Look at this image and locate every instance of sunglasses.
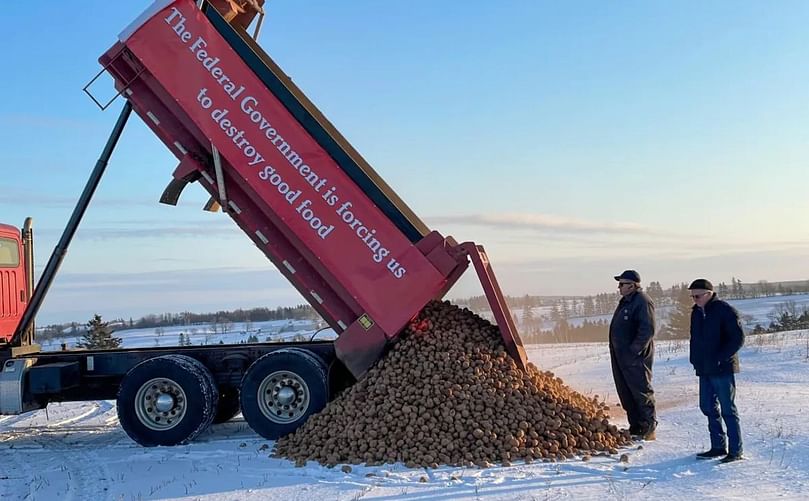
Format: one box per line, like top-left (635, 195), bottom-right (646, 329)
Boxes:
top-left (618, 282), bottom-right (634, 287)
top-left (690, 292), bottom-right (710, 299)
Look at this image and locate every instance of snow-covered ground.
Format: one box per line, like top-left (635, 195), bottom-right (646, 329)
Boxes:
top-left (3, 330), bottom-right (809, 500)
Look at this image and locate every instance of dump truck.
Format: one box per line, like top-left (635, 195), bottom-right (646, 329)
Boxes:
top-left (0, 0), bottom-right (526, 447)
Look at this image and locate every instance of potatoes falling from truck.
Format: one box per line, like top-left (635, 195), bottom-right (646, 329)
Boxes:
top-left (274, 301), bottom-right (631, 468)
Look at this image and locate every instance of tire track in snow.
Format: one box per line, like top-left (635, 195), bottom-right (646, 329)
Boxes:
top-left (45, 400), bottom-right (115, 428)
top-left (0, 412), bottom-right (39, 428)
top-left (0, 401), bottom-right (128, 450)
top-left (0, 426), bottom-right (130, 450)
top-left (1, 400), bottom-right (115, 433)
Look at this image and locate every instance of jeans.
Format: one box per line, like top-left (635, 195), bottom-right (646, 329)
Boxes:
top-left (699, 374), bottom-right (742, 455)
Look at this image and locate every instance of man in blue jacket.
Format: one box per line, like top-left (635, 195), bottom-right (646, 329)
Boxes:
top-left (609, 270), bottom-right (657, 440)
top-left (688, 278), bottom-right (745, 463)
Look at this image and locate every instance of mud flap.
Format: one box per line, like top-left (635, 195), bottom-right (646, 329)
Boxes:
top-left (333, 319), bottom-right (388, 379)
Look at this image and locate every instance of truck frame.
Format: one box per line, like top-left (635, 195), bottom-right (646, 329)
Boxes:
top-left (0, 0), bottom-right (526, 447)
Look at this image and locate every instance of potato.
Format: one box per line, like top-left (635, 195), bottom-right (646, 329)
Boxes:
top-left (273, 301), bottom-right (630, 468)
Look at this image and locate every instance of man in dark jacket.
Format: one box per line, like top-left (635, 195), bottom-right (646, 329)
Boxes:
top-left (609, 270), bottom-right (657, 440)
top-left (688, 278), bottom-right (745, 463)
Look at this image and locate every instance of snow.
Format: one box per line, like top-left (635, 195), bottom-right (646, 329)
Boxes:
top-left (4, 327), bottom-right (809, 499)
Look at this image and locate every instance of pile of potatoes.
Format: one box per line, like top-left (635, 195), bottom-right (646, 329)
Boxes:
top-left (274, 300), bottom-right (631, 468)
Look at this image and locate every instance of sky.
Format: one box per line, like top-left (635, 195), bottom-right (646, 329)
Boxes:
top-left (1, 0), bottom-right (808, 324)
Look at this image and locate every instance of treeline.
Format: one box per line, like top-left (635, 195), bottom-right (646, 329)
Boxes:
top-left (706, 278), bottom-right (809, 300)
top-left (751, 302), bottom-right (809, 334)
top-left (522, 319), bottom-right (611, 344)
top-left (456, 278), bottom-right (809, 345)
top-left (456, 279), bottom-right (809, 321)
top-left (39, 304), bottom-right (319, 339)
top-left (37, 278), bottom-right (809, 344)
top-left (455, 293), bottom-right (622, 318)
top-left (523, 298), bottom-right (809, 345)
top-left (128, 305), bottom-right (318, 329)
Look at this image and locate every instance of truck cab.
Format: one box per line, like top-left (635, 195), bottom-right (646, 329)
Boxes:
top-left (0, 223), bottom-right (27, 344)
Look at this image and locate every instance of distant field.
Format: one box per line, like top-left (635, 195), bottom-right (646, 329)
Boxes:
top-left (39, 318), bottom-right (333, 352)
top-left (37, 293), bottom-right (809, 351)
top-left (477, 293), bottom-right (809, 333)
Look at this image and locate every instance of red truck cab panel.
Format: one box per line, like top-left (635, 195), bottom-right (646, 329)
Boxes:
top-left (0, 224), bottom-right (25, 343)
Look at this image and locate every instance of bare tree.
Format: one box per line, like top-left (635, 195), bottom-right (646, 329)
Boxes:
top-left (217, 317), bottom-right (233, 336)
top-left (154, 326), bottom-right (165, 346)
top-left (205, 321), bottom-right (216, 345)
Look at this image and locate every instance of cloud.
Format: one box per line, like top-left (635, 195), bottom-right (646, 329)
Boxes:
top-left (68, 223), bottom-right (241, 240)
top-left (39, 266), bottom-right (300, 324)
top-left (21, 217), bottom-right (240, 240)
top-left (0, 113), bottom-right (100, 131)
top-left (446, 244), bottom-right (809, 297)
top-left (427, 213), bottom-right (662, 236)
top-left (0, 193), bottom-right (80, 209)
top-left (426, 212), bottom-right (809, 258)
top-left (52, 266), bottom-right (279, 290)
top-left (0, 193), bottom-right (159, 210)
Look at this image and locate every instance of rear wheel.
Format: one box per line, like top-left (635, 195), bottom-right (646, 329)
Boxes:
top-left (240, 348), bottom-right (328, 439)
top-left (117, 355), bottom-right (218, 446)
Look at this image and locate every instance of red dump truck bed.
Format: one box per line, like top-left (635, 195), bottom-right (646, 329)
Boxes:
top-left (99, 0), bottom-right (525, 376)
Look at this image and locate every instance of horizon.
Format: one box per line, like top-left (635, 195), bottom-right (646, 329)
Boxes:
top-left (2, 1), bottom-right (808, 325)
top-left (37, 275), bottom-right (808, 327)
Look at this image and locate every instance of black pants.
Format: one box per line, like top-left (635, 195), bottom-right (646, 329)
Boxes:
top-left (609, 345), bottom-right (656, 433)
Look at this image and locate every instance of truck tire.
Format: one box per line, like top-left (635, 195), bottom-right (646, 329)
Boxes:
top-left (239, 348), bottom-right (328, 440)
top-left (212, 388), bottom-right (241, 424)
top-left (117, 355), bottom-right (218, 446)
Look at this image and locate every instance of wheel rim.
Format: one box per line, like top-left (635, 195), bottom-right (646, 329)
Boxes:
top-left (256, 370), bottom-right (310, 424)
top-left (134, 377), bottom-right (188, 431)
